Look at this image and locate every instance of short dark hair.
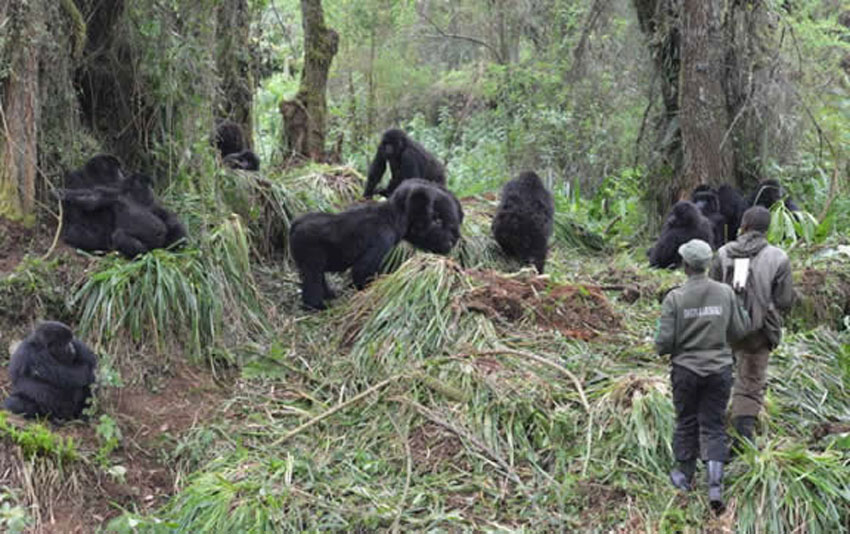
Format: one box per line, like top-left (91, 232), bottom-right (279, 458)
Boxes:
top-left (741, 206), bottom-right (771, 233)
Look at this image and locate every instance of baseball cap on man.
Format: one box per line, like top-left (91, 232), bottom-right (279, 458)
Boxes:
top-left (677, 239), bottom-right (713, 269)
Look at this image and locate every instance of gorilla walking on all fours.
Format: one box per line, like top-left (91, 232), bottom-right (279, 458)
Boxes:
top-left (363, 129), bottom-right (447, 198)
top-left (214, 119), bottom-right (261, 171)
top-left (648, 201), bottom-right (715, 269)
top-left (4, 321), bottom-right (97, 422)
top-left (290, 180), bottom-right (463, 310)
top-left (491, 171), bottom-right (555, 273)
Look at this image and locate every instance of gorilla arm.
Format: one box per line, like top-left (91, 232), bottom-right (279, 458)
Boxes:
top-left (364, 146), bottom-right (388, 198)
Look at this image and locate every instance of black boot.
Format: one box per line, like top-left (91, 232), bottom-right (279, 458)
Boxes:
top-left (731, 415), bottom-right (756, 456)
top-left (669, 459), bottom-right (696, 491)
top-left (707, 460), bottom-right (725, 513)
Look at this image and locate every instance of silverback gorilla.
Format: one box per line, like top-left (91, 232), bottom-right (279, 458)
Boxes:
top-left (648, 201), bottom-right (715, 269)
top-left (291, 180), bottom-right (462, 310)
top-left (363, 129), bottom-right (446, 198)
top-left (4, 322), bottom-right (97, 422)
top-left (60, 173), bottom-right (187, 258)
top-left (491, 171), bottom-right (555, 273)
top-left (214, 120), bottom-right (260, 171)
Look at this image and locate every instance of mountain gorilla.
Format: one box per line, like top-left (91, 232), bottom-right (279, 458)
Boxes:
top-left (390, 179), bottom-right (463, 254)
top-left (491, 171), bottom-right (555, 273)
top-left (214, 120), bottom-right (260, 171)
top-left (4, 321), bottom-right (97, 422)
top-left (748, 179), bottom-right (798, 211)
top-left (363, 129), bottom-right (446, 198)
top-left (648, 201), bottom-right (715, 269)
top-left (60, 173), bottom-right (187, 258)
top-left (61, 154), bottom-right (126, 251)
top-left (290, 201), bottom-right (408, 310)
top-left (690, 185), bottom-right (726, 247)
top-left (717, 185), bottom-right (748, 241)
top-left (290, 180), bottom-right (463, 310)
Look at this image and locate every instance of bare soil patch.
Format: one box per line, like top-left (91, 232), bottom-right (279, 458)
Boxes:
top-left (462, 270), bottom-right (621, 340)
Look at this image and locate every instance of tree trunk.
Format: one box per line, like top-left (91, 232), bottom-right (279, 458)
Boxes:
top-left (0, 0), bottom-right (41, 222)
top-left (216, 0), bottom-right (254, 147)
top-left (280, 0), bottom-right (339, 162)
top-left (679, 0), bottom-right (733, 190)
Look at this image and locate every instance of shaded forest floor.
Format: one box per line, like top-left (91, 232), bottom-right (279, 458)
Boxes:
top-left (0, 167), bottom-right (848, 533)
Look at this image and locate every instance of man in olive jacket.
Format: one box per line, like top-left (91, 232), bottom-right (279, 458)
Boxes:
top-left (656, 239), bottom-right (750, 512)
top-left (709, 206), bottom-right (794, 445)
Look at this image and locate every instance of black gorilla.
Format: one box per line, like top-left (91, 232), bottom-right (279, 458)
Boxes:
top-left (648, 201), bottom-right (715, 269)
top-left (4, 321), bottom-right (97, 422)
top-left (223, 150), bottom-right (261, 171)
top-left (716, 185), bottom-right (748, 242)
top-left (289, 201), bottom-right (408, 310)
top-left (61, 155), bottom-right (126, 251)
top-left (747, 179), bottom-right (799, 211)
top-left (61, 173), bottom-right (187, 258)
top-left (690, 185), bottom-right (726, 247)
top-left (491, 171), bottom-right (555, 273)
top-left (390, 179), bottom-right (463, 254)
top-left (364, 129), bottom-right (446, 198)
top-left (214, 120), bottom-right (260, 171)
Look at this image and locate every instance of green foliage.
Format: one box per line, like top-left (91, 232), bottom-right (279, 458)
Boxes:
top-left (0, 412), bottom-right (78, 463)
top-left (767, 203), bottom-right (823, 246)
top-left (0, 490), bottom-right (31, 534)
top-left (95, 414), bottom-right (123, 467)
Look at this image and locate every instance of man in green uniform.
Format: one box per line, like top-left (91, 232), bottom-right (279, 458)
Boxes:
top-left (710, 206), bottom-right (794, 446)
top-left (656, 239), bottom-right (751, 512)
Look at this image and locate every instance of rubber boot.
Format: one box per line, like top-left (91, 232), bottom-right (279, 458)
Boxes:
top-left (730, 415), bottom-right (756, 456)
top-left (707, 460), bottom-right (725, 513)
top-left (669, 459), bottom-right (696, 491)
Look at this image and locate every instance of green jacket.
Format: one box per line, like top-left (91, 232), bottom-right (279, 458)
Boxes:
top-left (655, 273), bottom-right (751, 376)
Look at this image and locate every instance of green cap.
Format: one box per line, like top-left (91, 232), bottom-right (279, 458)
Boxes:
top-left (678, 239), bottom-right (713, 269)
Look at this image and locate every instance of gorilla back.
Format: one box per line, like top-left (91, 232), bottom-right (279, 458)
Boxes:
top-left (364, 129), bottom-right (446, 198)
top-left (492, 171), bottom-right (555, 273)
top-left (648, 201), bottom-right (714, 269)
top-left (4, 321), bottom-right (97, 422)
top-left (290, 201), bottom-right (408, 310)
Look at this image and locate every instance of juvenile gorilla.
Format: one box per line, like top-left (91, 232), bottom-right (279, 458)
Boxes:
top-left (61, 154), bottom-right (126, 251)
top-left (4, 322), bottom-right (97, 422)
top-left (391, 179), bottom-right (463, 254)
top-left (648, 201), bottom-right (715, 269)
top-left (363, 129), bottom-right (446, 198)
top-left (491, 171), bottom-right (555, 273)
top-left (747, 179), bottom-right (799, 211)
top-left (690, 185), bottom-right (726, 247)
top-left (61, 173), bottom-right (187, 258)
top-left (289, 201), bottom-right (408, 310)
top-left (214, 120), bottom-right (260, 171)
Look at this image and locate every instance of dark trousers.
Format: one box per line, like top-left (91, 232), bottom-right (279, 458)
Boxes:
top-left (671, 364), bottom-right (733, 463)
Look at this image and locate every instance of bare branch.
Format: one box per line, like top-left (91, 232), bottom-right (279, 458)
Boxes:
top-left (417, 6), bottom-right (503, 63)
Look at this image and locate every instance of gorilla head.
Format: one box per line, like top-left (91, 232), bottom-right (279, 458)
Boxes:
top-left (691, 185), bottom-right (719, 214)
top-left (379, 128), bottom-right (407, 157)
top-left (391, 179), bottom-right (463, 254)
top-left (215, 120), bottom-right (247, 158)
top-left (648, 201), bottom-right (715, 269)
top-left (34, 321), bottom-right (75, 362)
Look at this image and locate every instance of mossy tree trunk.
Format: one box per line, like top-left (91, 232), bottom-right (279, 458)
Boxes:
top-left (280, 0), bottom-right (339, 162)
top-left (0, 0), bottom-right (42, 223)
top-left (216, 0), bottom-right (255, 148)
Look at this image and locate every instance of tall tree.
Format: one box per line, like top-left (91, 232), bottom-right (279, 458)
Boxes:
top-left (216, 0), bottom-right (255, 147)
top-left (280, 0), bottom-right (339, 162)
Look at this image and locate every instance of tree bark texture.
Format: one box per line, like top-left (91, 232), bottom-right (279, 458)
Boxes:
top-left (280, 0), bottom-right (339, 162)
top-left (216, 0), bottom-right (255, 147)
top-left (0, 0), bottom-right (41, 222)
top-left (679, 0), bottom-right (733, 188)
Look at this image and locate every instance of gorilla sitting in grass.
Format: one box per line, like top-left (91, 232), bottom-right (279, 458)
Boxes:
top-left (4, 321), bottom-right (97, 422)
top-left (61, 154), bottom-right (126, 252)
top-left (491, 171), bottom-right (555, 273)
top-left (648, 201), bottom-right (715, 269)
top-left (290, 180), bottom-right (463, 310)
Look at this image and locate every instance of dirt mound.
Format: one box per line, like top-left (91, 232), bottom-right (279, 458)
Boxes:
top-left (791, 267), bottom-right (850, 330)
top-left (462, 270), bottom-right (621, 340)
top-left (0, 217), bottom-right (43, 273)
